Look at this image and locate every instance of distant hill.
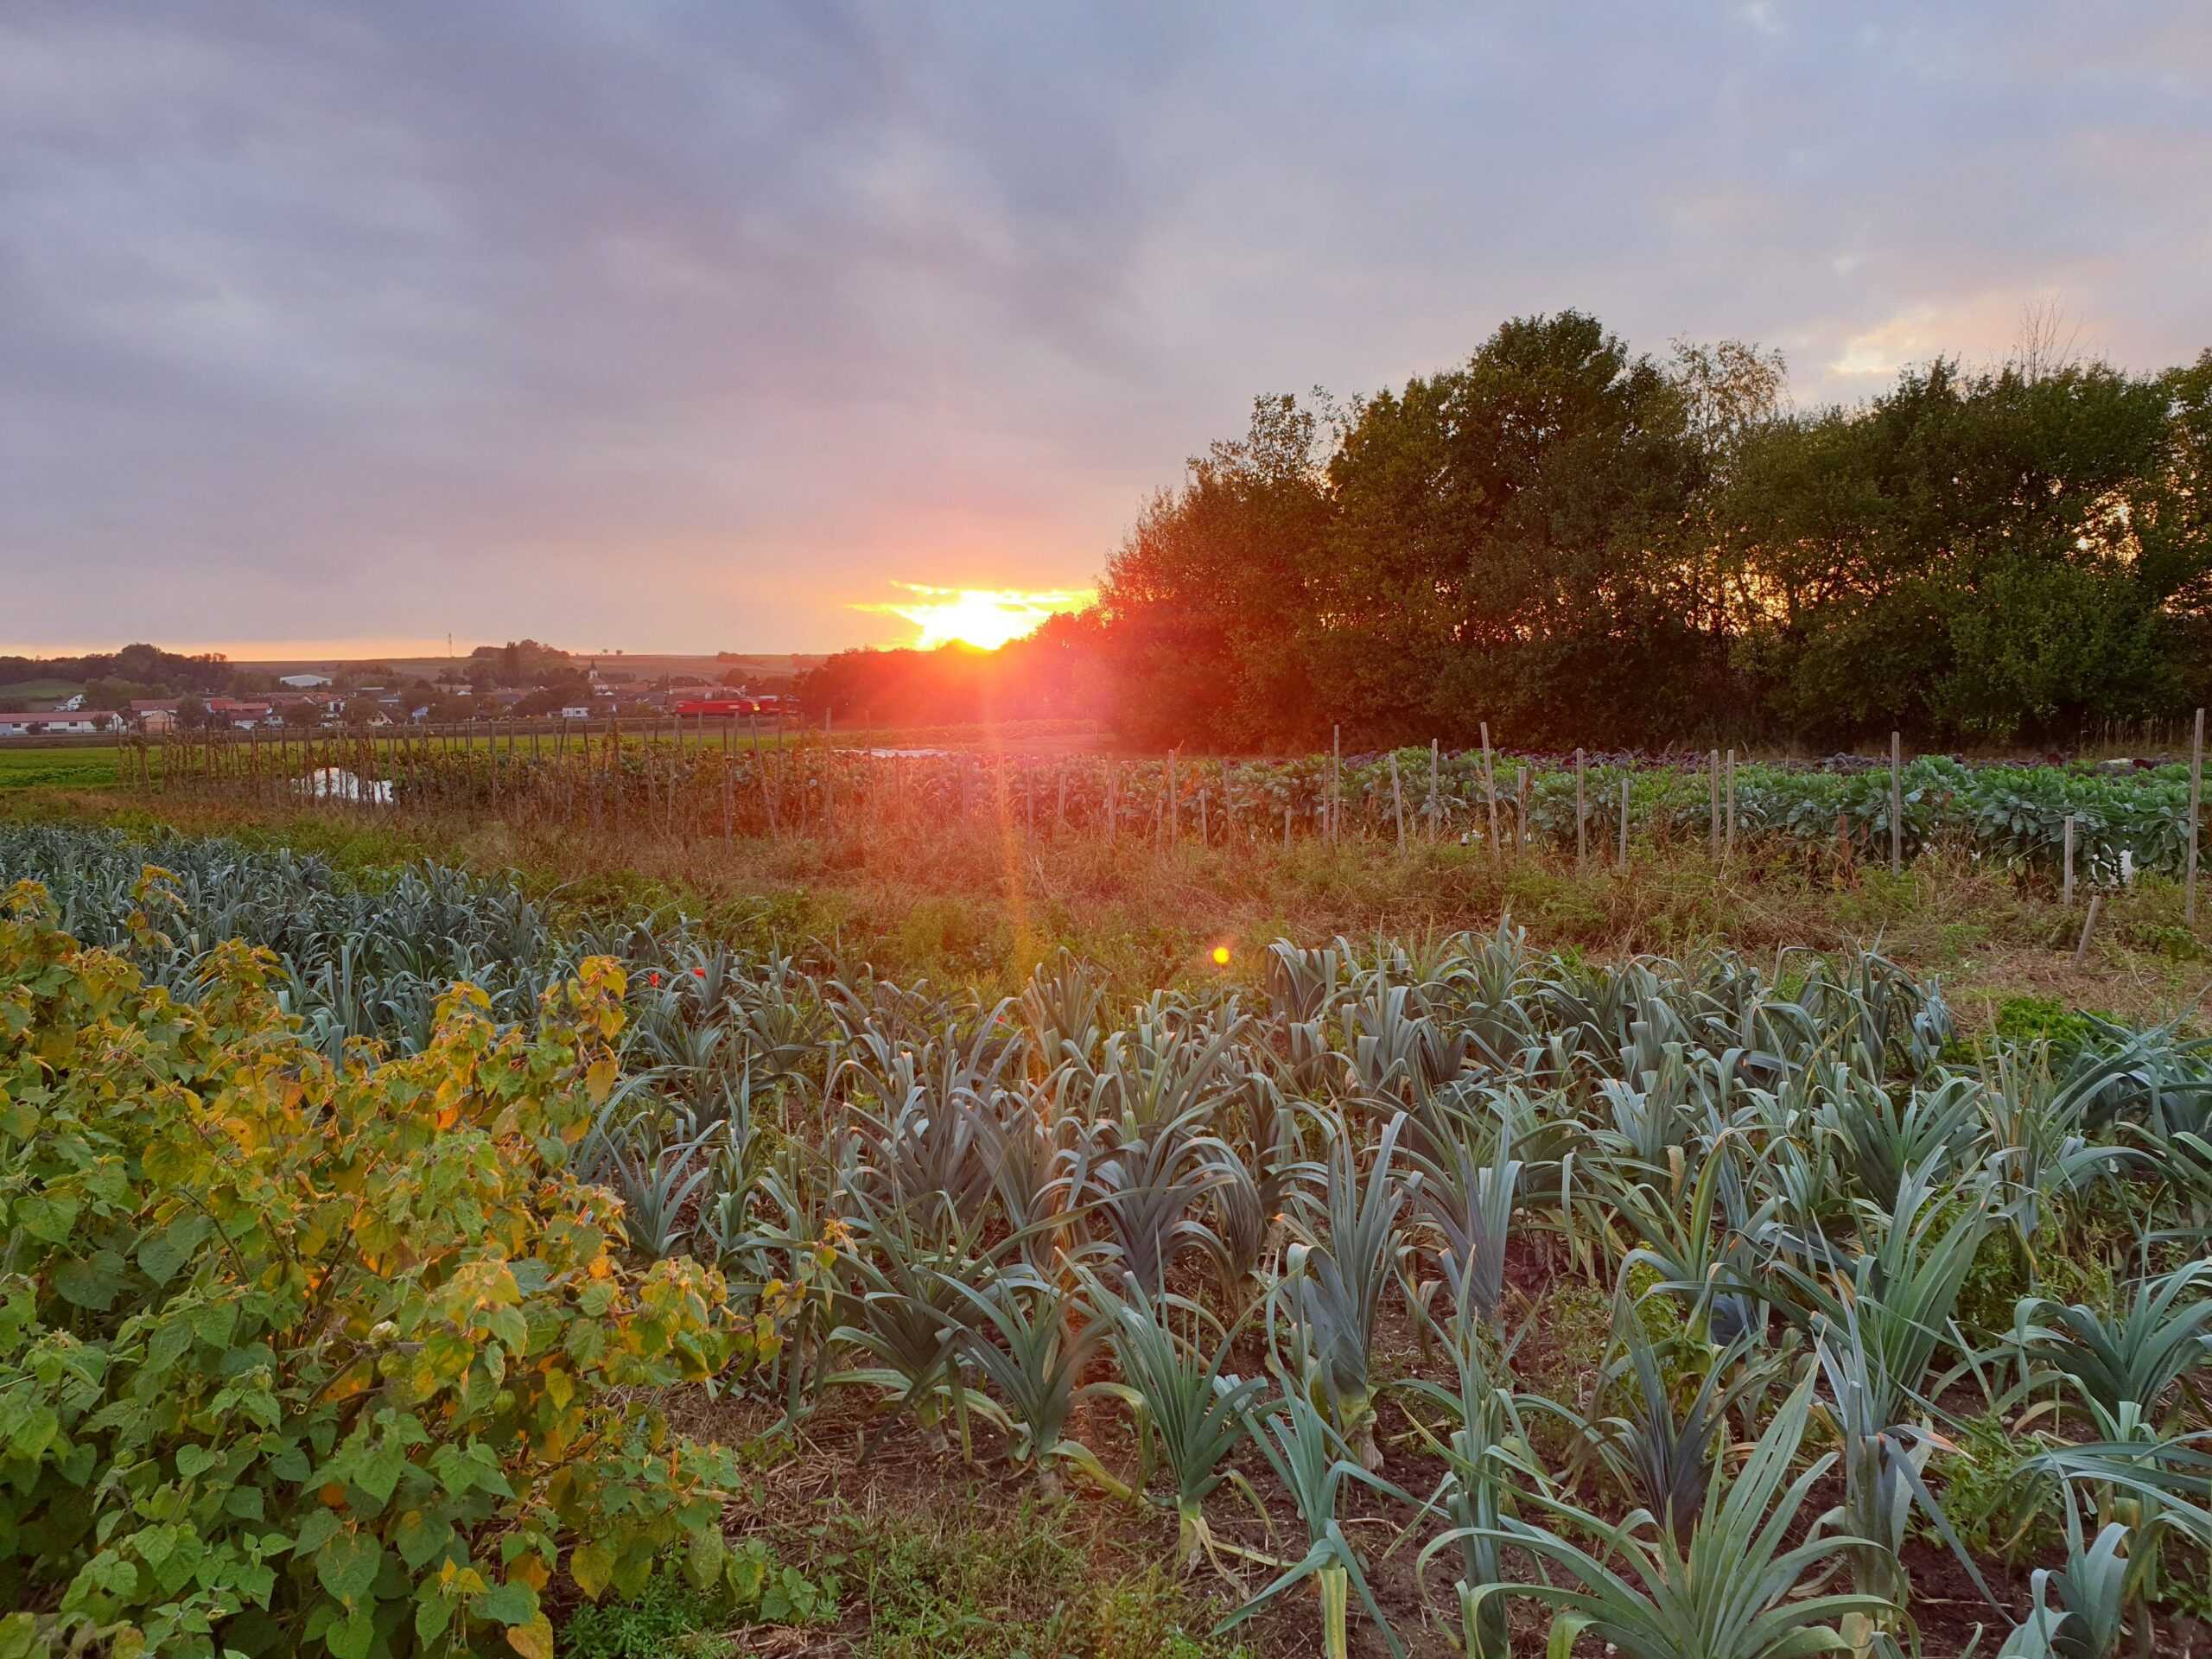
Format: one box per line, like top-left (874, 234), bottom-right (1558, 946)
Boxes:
top-left (0, 678), bottom-right (86, 703)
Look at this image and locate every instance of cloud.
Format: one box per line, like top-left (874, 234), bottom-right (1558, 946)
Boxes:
top-left (2, 1), bottom-right (2209, 652)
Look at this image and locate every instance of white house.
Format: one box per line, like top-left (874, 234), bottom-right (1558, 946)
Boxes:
top-left (279, 673), bottom-right (334, 690)
top-left (0, 712), bottom-right (111, 735)
top-left (560, 705), bottom-right (594, 720)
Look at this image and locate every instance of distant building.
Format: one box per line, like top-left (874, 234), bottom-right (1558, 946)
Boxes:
top-left (0, 711), bottom-right (112, 735)
top-left (139, 709), bottom-right (178, 734)
top-left (559, 705), bottom-right (594, 720)
top-left (279, 673), bottom-right (334, 689)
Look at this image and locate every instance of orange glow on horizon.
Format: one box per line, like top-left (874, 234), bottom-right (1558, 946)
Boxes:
top-left (860, 583), bottom-right (1092, 652)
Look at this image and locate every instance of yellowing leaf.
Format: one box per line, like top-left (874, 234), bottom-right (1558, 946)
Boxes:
top-left (505, 1614), bottom-right (554, 1659)
top-left (569, 1541), bottom-right (613, 1599)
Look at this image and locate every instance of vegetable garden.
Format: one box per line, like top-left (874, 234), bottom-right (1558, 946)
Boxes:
top-left (3, 823), bottom-right (2210, 1657)
top-left (128, 725), bottom-right (2211, 892)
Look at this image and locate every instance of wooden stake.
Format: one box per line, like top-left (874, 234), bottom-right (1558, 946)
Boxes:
top-left (1331, 725), bottom-right (1341, 843)
top-left (1618, 773), bottom-right (1630, 870)
top-left (1709, 748), bottom-right (1721, 860)
top-left (1168, 750), bottom-right (1179, 846)
top-left (1428, 738), bottom-right (1440, 842)
top-left (2190, 708), bottom-right (2204, 926)
top-left (1574, 748), bottom-right (1587, 866)
top-left (1389, 752), bottom-right (1406, 851)
top-left (1725, 747), bottom-right (1737, 855)
top-left (1480, 722), bottom-right (1500, 860)
top-left (2074, 893), bottom-right (2102, 968)
top-left (1890, 732), bottom-right (1903, 876)
top-left (2063, 813), bottom-right (2075, 909)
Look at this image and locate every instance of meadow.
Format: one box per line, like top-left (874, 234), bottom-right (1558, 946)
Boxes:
top-left (3, 808), bottom-right (2211, 1658)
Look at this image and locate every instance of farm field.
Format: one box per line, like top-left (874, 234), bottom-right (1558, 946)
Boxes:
top-left (0, 746), bottom-right (123, 790)
top-left (3, 813), bottom-right (2212, 1657)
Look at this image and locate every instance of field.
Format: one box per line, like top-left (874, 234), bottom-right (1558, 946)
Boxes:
top-left (0, 746), bottom-right (123, 789)
top-left (4, 774), bottom-right (2212, 1657)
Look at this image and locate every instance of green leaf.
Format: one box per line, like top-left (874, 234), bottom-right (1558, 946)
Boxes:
top-left (291, 1510), bottom-right (341, 1558)
top-left (16, 1194), bottom-right (79, 1245)
top-left (0, 1613), bottom-right (40, 1659)
top-left (137, 1213), bottom-right (212, 1285)
top-left (325, 1605), bottom-right (374, 1659)
top-left (414, 1590), bottom-right (453, 1646)
top-left (54, 1256), bottom-right (123, 1311)
top-left (396, 1510), bottom-right (454, 1572)
top-left (471, 1579), bottom-right (538, 1628)
top-left (175, 1443), bottom-right (219, 1480)
top-left (315, 1531), bottom-right (382, 1604)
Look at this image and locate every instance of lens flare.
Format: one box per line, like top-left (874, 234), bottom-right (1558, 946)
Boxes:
top-left (856, 583), bottom-right (1094, 651)
top-left (1211, 944), bottom-right (1231, 966)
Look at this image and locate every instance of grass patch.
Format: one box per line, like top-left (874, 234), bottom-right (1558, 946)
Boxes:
top-left (809, 1507), bottom-right (1248, 1659)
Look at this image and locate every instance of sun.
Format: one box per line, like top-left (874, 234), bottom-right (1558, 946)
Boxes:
top-left (861, 583), bottom-right (1093, 651)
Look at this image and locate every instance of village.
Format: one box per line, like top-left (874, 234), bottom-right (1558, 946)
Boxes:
top-left (0, 657), bottom-right (797, 738)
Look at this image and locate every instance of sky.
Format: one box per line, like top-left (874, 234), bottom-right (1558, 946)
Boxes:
top-left (3, 2), bottom-right (2209, 658)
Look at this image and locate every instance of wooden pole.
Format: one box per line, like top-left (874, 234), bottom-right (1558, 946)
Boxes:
top-left (1389, 752), bottom-right (1405, 852)
top-left (1709, 748), bottom-right (1721, 860)
top-left (1890, 732), bottom-right (1903, 876)
top-left (2190, 708), bottom-right (2204, 926)
top-left (1480, 722), bottom-right (1499, 860)
top-left (1725, 747), bottom-right (1737, 855)
top-left (1515, 766), bottom-right (1529, 857)
top-left (1618, 773), bottom-right (1630, 870)
top-left (2074, 893), bottom-right (2102, 968)
top-left (2063, 813), bottom-right (2076, 909)
top-left (1574, 747), bottom-right (1587, 867)
top-left (1428, 738), bottom-right (1440, 842)
top-left (1331, 725), bottom-right (1341, 843)
top-left (1168, 750), bottom-right (1179, 846)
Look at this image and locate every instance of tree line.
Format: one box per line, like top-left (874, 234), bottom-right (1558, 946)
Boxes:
top-left (804, 312), bottom-right (2212, 750)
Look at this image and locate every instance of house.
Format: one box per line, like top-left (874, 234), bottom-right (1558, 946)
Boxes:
top-left (279, 673), bottom-right (334, 689)
top-left (0, 712), bottom-right (112, 735)
top-left (139, 709), bottom-right (178, 734)
top-left (560, 705), bottom-right (594, 721)
top-left (207, 698), bottom-right (276, 730)
top-left (58, 693), bottom-right (86, 711)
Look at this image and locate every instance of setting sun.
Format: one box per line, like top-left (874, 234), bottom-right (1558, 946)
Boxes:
top-left (862, 583), bottom-right (1093, 651)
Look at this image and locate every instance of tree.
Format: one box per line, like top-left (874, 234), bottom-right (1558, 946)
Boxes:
top-left (1728, 354), bottom-right (2184, 739)
top-left (1315, 311), bottom-right (1712, 745)
top-left (1097, 392), bottom-right (1334, 748)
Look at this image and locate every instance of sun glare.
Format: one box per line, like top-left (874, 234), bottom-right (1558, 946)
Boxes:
top-left (862, 583), bottom-right (1093, 651)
